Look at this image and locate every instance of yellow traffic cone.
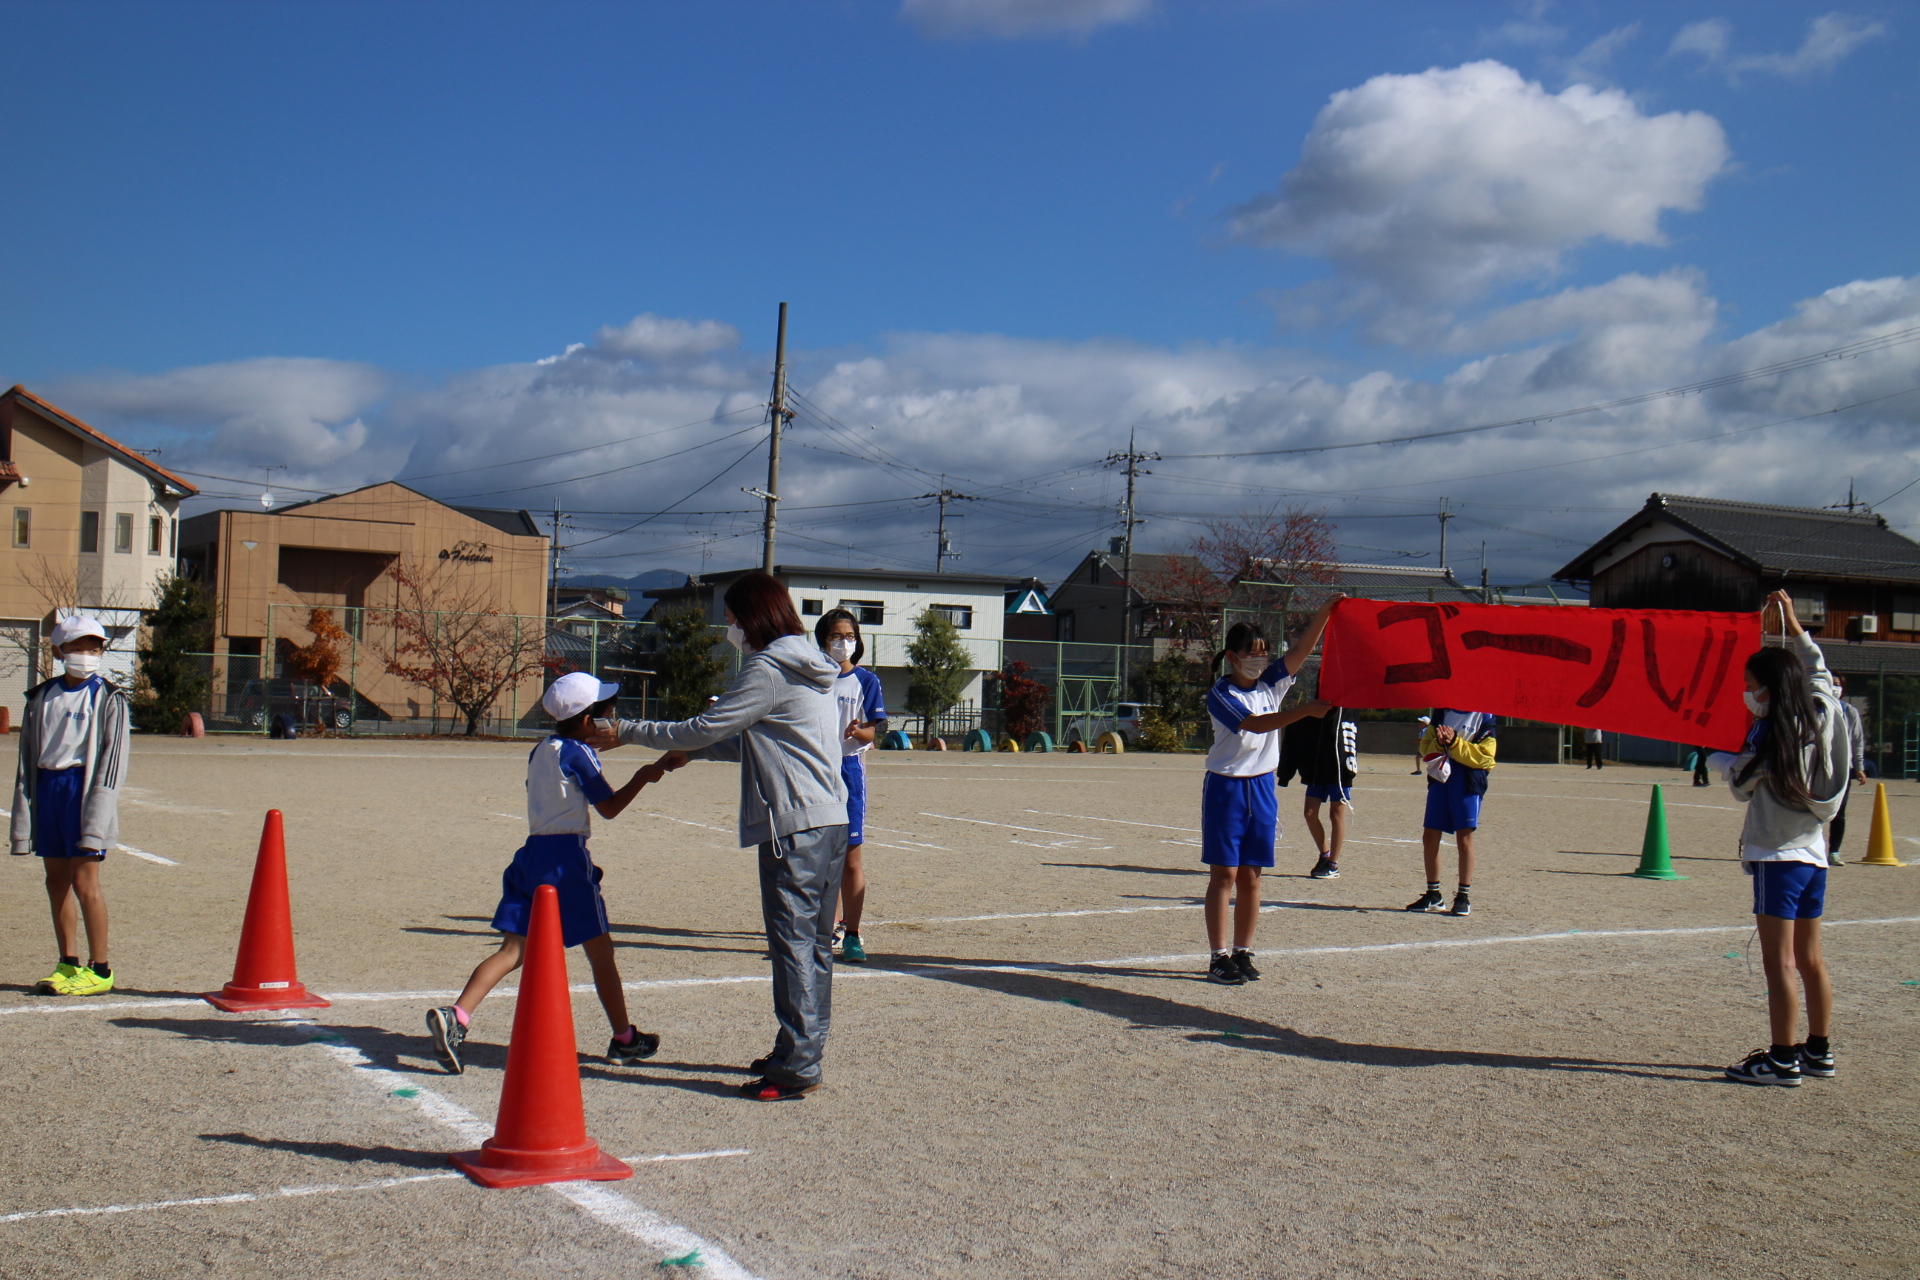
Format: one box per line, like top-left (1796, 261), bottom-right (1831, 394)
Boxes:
top-left (1858, 782), bottom-right (1907, 866)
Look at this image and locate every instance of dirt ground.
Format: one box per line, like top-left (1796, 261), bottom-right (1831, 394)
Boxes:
top-left (3, 738), bottom-right (1917, 1279)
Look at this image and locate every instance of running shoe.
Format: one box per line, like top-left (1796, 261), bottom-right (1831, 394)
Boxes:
top-left (606, 1027), bottom-right (661, 1066)
top-left (749, 1050), bottom-right (782, 1074)
top-left (33, 961), bottom-right (80, 995)
top-left (1232, 949), bottom-right (1261, 982)
top-left (1309, 854), bottom-right (1339, 879)
top-left (1405, 889), bottom-right (1445, 913)
top-left (64, 966), bottom-right (114, 996)
top-left (1725, 1048), bottom-right (1801, 1086)
top-left (839, 932), bottom-right (867, 964)
top-left (1206, 954), bottom-right (1246, 985)
top-left (739, 1077), bottom-right (819, 1101)
top-left (1448, 892), bottom-right (1471, 918)
top-left (1797, 1044), bottom-right (1836, 1079)
top-left (426, 1006), bottom-right (467, 1075)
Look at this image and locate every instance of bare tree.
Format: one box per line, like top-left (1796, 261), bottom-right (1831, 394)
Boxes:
top-left (372, 558), bottom-right (556, 736)
top-left (0, 555), bottom-right (139, 688)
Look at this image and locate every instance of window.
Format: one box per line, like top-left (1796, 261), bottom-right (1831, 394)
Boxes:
top-left (800, 598), bottom-right (823, 616)
top-left (79, 510), bottom-right (100, 554)
top-left (148, 515), bottom-right (163, 555)
top-left (114, 512), bottom-right (133, 554)
top-left (1787, 587), bottom-right (1826, 623)
top-left (933, 603), bottom-right (973, 629)
top-left (11, 508), bottom-right (28, 549)
top-left (1894, 596), bottom-right (1920, 632)
top-left (841, 599), bottom-right (884, 626)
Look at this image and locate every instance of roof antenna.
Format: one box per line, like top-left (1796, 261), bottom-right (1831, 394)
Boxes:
top-left (258, 465), bottom-right (287, 509)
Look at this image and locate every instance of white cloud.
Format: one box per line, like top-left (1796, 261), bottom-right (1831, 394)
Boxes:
top-left (1553, 22), bottom-right (1640, 86)
top-left (1671, 13), bottom-right (1887, 81)
top-left (901, 0), bottom-right (1151, 40)
top-left (591, 313), bottom-right (740, 362)
top-left (1230, 62), bottom-right (1729, 318)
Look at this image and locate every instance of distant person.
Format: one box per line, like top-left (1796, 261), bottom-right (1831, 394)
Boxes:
top-left (1410, 715), bottom-right (1430, 774)
top-left (1718, 591), bottom-right (1848, 1087)
top-left (1278, 704), bottom-right (1357, 879)
top-left (11, 615), bottom-right (130, 997)
top-left (593, 572), bottom-right (849, 1101)
top-left (426, 672), bottom-right (678, 1075)
top-left (1583, 726), bottom-right (1604, 769)
top-left (1198, 600), bottom-right (1338, 985)
top-left (1406, 709), bottom-right (1498, 918)
top-left (816, 608), bottom-right (887, 963)
top-left (1823, 675), bottom-right (1868, 866)
top-left (1692, 745), bottom-right (1712, 787)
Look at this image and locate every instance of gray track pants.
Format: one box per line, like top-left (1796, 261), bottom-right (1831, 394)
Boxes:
top-left (757, 824), bottom-right (849, 1085)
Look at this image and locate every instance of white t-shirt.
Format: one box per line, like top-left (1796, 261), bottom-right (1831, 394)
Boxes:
top-left (1743, 836), bottom-right (1828, 867)
top-left (1584, 727), bottom-right (1604, 744)
top-left (1204, 659), bottom-right (1297, 777)
top-left (525, 736), bottom-right (615, 838)
top-left (833, 666), bottom-right (887, 759)
top-left (37, 677), bottom-right (101, 770)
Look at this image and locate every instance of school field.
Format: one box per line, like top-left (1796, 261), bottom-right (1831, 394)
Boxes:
top-left (3, 741), bottom-right (1918, 1280)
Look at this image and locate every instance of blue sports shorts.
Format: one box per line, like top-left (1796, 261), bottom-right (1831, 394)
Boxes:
top-left (1748, 860), bottom-right (1826, 920)
top-left (34, 767), bottom-right (100, 859)
top-left (1201, 771), bottom-right (1278, 868)
top-left (1304, 783), bottom-right (1351, 804)
top-left (842, 755), bottom-right (867, 846)
top-left (491, 834), bottom-right (611, 948)
top-left (1422, 771), bottom-right (1482, 834)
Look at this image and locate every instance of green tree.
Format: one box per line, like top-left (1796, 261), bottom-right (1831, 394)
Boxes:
top-left (906, 607), bottom-right (972, 739)
top-left (652, 604), bottom-right (728, 719)
top-left (133, 573), bottom-right (213, 732)
top-left (1136, 643), bottom-right (1207, 751)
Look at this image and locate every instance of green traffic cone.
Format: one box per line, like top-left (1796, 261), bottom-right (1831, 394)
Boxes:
top-left (1629, 783), bottom-right (1687, 880)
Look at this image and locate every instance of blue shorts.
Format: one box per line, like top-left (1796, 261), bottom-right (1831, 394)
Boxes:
top-left (1748, 860), bottom-right (1826, 920)
top-left (491, 834), bottom-right (611, 948)
top-left (1422, 771), bottom-right (1482, 834)
top-left (1304, 783), bottom-right (1351, 804)
top-left (843, 755), bottom-right (866, 846)
top-left (33, 767), bottom-right (99, 859)
top-left (1201, 771), bottom-right (1278, 868)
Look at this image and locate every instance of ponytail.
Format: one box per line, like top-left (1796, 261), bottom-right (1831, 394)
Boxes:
top-left (1214, 621), bottom-right (1269, 675)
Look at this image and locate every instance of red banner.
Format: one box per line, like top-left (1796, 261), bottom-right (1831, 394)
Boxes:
top-left (1318, 599), bottom-right (1762, 751)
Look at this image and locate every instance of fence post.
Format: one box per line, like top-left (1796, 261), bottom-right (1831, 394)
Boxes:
top-left (348, 616), bottom-right (358, 733)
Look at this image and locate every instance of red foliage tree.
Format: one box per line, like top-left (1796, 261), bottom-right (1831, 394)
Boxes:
top-left (283, 607), bottom-right (351, 691)
top-left (999, 660), bottom-right (1051, 741)
top-left (374, 558), bottom-right (557, 736)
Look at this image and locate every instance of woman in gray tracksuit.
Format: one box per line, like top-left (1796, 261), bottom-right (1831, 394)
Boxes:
top-left (600, 571), bottom-right (848, 1101)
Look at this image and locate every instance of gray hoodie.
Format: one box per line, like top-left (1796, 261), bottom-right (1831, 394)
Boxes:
top-left (617, 634), bottom-right (847, 847)
top-left (1727, 632), bottom-right (1851, 856)
top-left (11, 675), bottom-right (131, 854)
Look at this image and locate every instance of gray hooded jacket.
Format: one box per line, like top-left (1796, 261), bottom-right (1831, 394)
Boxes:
top-left (618, 634), bottom-right (847, 847)
top-left (1726, 632), bottom-right (1851, 855)
top-left (12, 675), bottom-right (131, 854)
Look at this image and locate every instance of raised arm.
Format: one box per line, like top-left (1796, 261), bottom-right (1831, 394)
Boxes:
top-left (1282, 597), bottom-right (1344, 676)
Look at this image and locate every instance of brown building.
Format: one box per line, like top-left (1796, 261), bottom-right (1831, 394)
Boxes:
top-left (0, 386), bottom-right (198, 706)
top-left (179, 483), bottom-right (548, 727)
top-left (1555, 492), bottom-right (1920, 678)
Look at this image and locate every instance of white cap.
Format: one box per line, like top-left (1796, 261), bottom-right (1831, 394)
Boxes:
top-left (542, 671), bottom-right (621, 721)
top-left (51, 614), bottom-right (107, 647)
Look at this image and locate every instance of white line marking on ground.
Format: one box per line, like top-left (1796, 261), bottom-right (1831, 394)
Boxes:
top-left (1026, 809), bottom-right (1198, 832)
top-left (646, 812), bottom-right (737, 836)
top-left (920, 812), bottom-right (1111, 848)
top-left (0, 997), bottom-right (206, 1017)
top-left (868, 897), bottom-right (1345, 927)
top-left (116, 843), bottom-right (177, 865)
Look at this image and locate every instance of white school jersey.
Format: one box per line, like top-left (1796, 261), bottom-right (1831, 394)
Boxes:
top-left (37, 676), bottom-right (102, 769)
top-left (525, 736), bottom-right (616, 838)
top-left (1204, 659), bottom-right (1296, 777)
top-left (833, 666), bottom-right (887, 758)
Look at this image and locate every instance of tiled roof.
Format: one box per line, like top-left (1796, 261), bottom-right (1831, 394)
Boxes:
top-left (4, 385), bottom-right (198, 496)
top-left (1558, 493), bottom-right (1920, 584)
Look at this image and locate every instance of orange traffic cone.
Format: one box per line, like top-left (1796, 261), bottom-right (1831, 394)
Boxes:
top-left (1858, 782), bottom-right (1907, 866)
top-left (450, 884), bottom-right (631, 1188)
top-left (204, 810), bottom-right (329, 1012)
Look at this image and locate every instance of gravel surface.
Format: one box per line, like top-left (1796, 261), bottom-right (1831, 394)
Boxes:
top-left (4, 739), bottom-right (1917, 1278)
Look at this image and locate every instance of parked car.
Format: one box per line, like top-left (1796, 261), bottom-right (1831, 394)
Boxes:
top-left (233, 678), bottom-right (354, 731)
top-left (1064, 702), bottom-right (1151, 748)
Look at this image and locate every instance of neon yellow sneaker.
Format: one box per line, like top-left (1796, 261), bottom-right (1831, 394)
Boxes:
top-left (64, 966), bottom-right (114, 996)
top-left (33, 962), bottom-right (80, 995)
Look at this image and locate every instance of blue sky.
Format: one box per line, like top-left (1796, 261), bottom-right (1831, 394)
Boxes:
top-left (5, 1), bottom-right (1916, 583)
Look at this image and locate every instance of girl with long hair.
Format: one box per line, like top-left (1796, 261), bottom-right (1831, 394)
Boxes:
top-left (815, 607), bottom-right (887, 963)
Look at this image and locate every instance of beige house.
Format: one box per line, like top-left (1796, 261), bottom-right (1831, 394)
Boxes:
top-left (0, 386), bottom-right (198, 707)
top-left (178, 483), bottom-right (550, 728)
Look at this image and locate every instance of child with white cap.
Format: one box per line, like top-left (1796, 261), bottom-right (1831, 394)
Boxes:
top-left (425, 671), bottom-right (684, 1074)
top-left (11, 614), bottom-right (130, 996)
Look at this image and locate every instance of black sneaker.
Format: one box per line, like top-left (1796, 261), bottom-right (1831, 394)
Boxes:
top-left (606, 1027), bottom-right (661, 1066)
top-left (1405, 889), bottom-right (1445, 912)
top-left (1797, 1044), bottom-right (1836, 1079)
top-left (1207, 953), bottom-right (1246, 985)
top-left (1232, 949), bottom-right (1261, 982)
top-left (749, 1049), bottom-right (782, 1074)
top-left (1725, 1048), bottom-right (1802, 1086)
top-left (426, 1006), bottom-right (467, 1075)
top-left (1448, 892), bottom-right (1471, 917)
top-left (1309, 855), bottom-right (1339, 879)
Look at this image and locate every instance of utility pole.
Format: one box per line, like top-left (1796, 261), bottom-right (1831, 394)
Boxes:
top-left (547, 502), bottom-right (565, 618)
top-left (1105, 430), bottom-right (1160, 695)
top-left (757, 303), bottom-right (789, 573)
top-left (1437, 497), bottom-right (1454, 575)
top-left (1480, 541), bottom-right (1489, 603)
top-left (921, 478), bottom-right (976, 571)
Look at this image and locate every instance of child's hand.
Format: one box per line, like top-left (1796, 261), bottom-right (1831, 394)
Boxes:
top-left (1434, 724), bottom-right (1456, 744)
top-left (1302, 699), bottom-right (1332, 718)
top-left (636, 763), bottom-right (667, 786)
top-left (659, 751), bottom-right (689, 772)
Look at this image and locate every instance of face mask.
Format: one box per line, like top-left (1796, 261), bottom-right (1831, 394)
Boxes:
top-left (62, 652), bottom-right (101, 679)
top-left (828, 637), bottom-right (857, 664)
top-left (1234, 654), bottom-right (1268, 680)
top-left (725, 623), bottom-right (749, 654)
top-left (1744, 690), bottom-right (1769, 717)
